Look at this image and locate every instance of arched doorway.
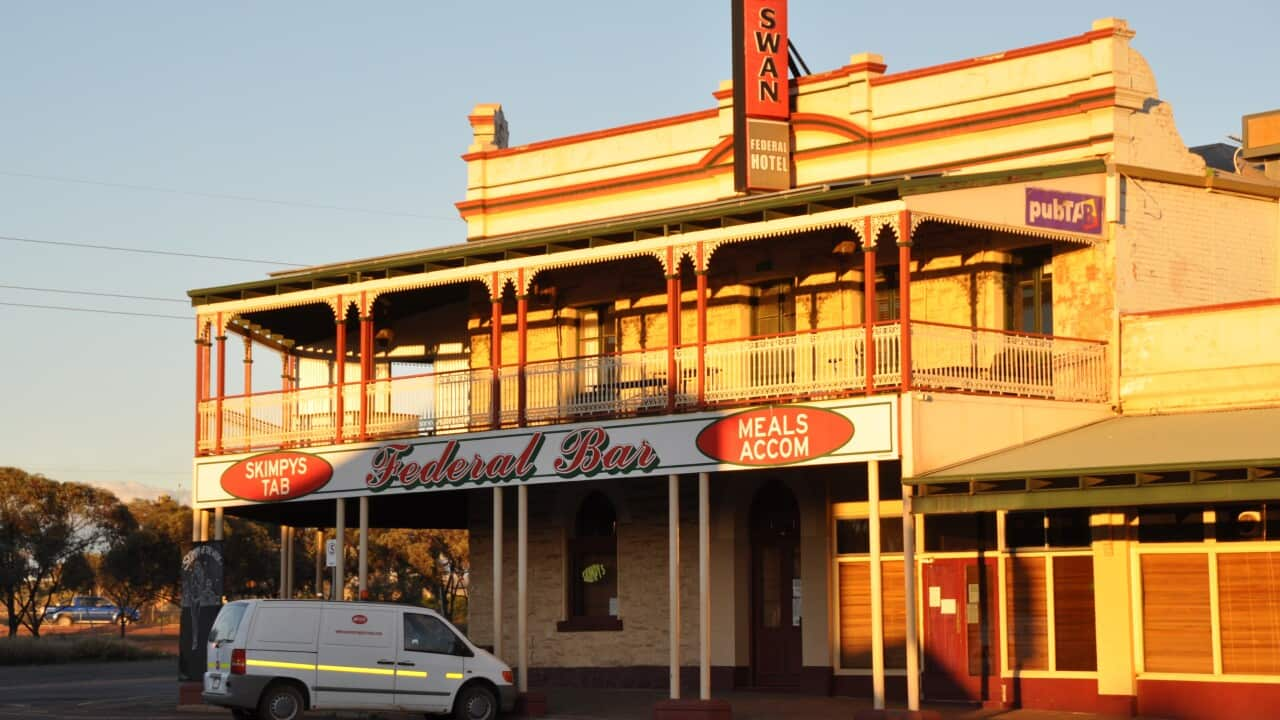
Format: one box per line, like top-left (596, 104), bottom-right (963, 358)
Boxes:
top-left (750, 480), bottom-right (802, 687)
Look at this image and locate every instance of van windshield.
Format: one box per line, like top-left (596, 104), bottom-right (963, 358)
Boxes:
top-left (209, 603), bottom-right (248, 644)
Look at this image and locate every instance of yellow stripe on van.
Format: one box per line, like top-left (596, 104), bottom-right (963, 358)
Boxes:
top-left (397, 669), bottom-right (428, 679)
top-left (246, 659), bottom-right (316, 672)
top-left (316, 663), bottom-right (395, 677)
top-left (445, 672), bottom-right (464, 680)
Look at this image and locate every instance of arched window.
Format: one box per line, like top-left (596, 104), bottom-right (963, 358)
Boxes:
top-left (562, 491), bottom-right (620, 630)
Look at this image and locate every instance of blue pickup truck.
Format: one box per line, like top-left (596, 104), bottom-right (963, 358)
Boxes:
top-left (43, 596), bottom-right (140, 625)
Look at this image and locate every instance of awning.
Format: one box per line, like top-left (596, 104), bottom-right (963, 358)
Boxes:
top-left (908, 407), bottom-right (1280, 514)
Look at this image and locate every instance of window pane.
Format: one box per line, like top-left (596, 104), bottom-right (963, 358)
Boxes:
top-left (1215, 504), bottom-right (1268, 542)
top-left (1004, 556), bottom-right (1049, 671)
top-left (1053, 556), bottom-right (1097, 671)
top-left (404, 613), bottom-right (457, 654)
top-left (1046, 509), bottom-right (1092, 547)
top-left (1218, 552), bottom-right (1280, 674)
top-left (838, 560), bottom-right (906, 669)
top-left (1138, 508), bottom-right (1204, 543)
top-left (574, 551), bottom-right (617, 618)
top-left (836, 517), bottom-right (903, 555)
top-left (1141, 553), bottom-right (1213, 673)
top-left (924, 513), bottom-right (996, 552)
top-left (1005, 511), bottom-right (1046, 548)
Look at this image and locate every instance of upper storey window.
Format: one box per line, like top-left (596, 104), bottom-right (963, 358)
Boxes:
top-left (1007, 248), bottom-right (1053, 334)
top-left (752, 280), bottom-right (796, 336)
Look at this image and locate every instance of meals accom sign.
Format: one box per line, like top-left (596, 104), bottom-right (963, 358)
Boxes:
top-left (193, 397), bottom-right (896, 507)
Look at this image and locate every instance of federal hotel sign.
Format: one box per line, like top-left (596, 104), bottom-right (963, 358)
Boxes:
top-left (192, 397), bottom-right (897, 507)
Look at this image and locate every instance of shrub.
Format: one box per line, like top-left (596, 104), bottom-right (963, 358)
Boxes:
top-left (0, 635), bottom-right (166, 665)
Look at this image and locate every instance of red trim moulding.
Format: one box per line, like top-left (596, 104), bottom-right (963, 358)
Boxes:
top-left (1123, 295), bottom-right (1280, 320)
top-left (456, 91), bottom-right (1114, 221)
top-left (1137, 678), bottom-right (1280, 720)
top-left (871, 27), bottom-right (1115, 86)
top-left (462, 108), bottom-right (719, 161)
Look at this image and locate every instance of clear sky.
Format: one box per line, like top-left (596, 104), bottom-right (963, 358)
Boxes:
top-left (1, 1), bottom-right (1276, 501)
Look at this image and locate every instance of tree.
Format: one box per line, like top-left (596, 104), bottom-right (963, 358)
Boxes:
top-left (0, 469), bottom-right (129, 637)
top-left (367, 529), bottom-right (469, 624)
top-left (100, 526), bottom-right (180, 637)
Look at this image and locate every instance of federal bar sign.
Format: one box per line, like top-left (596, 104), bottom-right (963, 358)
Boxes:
top-left (193, 397), bottom-right (897, 507)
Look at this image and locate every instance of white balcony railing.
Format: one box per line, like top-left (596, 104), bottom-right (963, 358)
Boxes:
top-left (197, 322), bottom-right (1108, 454)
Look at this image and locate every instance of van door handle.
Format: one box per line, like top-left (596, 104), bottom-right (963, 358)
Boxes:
top-left (376, 660), bottom-right (395, 665)
top-left (397, 661), bottom-right (416, 667)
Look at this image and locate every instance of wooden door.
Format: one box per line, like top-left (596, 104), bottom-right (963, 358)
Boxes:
top-left (921, 558), bottom-right (1000, 703)
top-left (750, 481), bottom-right (802, 687)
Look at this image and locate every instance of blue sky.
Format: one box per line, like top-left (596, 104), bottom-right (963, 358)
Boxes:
top-left (1, 2), bottom-right (1276, 500)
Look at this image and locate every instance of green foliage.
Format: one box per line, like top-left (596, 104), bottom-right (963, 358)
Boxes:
top-left (101, 527), bottom-right (180, 637)
top-left (365, 529), bottom-right (469, 623)
top-left (0, 635), bottom-right (165, 666)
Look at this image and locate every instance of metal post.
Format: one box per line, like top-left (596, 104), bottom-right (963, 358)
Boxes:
top-left (286, 526), bottom-right (295, 599)
top-left (358, 497), bottom-right (369, 598)
top-left (493, 487), bottom-right (505, 661)
top-left (698, 472), bottom-right (710, 700)
top-left (869, 460), bottom-right (885, 709)
top-left (280, 525), bottom-right (289, 599)
top-left (898, 211), bottom-right (913, 392)
top-left (669, 473), bottom-right (681, 699)
top-left (863, 219), bottom-right (877, 395)
top-left (335, 499), bottom-right (346, 601)
top-left (315, 530), bottom-right (324, 598)
top-left (903, 484), bottom-right (921, 711)
top-left (215, 330), bottom-right (226, 454)
top-left (517, 485), bottom-right (528, 693)
top-left (213, 507), bottom-right (224, 541)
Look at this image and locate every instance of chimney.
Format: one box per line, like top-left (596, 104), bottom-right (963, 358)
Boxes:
top-left (468, 103), bottom-right (509, 153)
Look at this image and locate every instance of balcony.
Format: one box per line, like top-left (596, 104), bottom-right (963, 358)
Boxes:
top-left (196, 322), bottom-right (1108, 455)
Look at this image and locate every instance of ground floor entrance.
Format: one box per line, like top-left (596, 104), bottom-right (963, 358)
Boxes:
top-left (750, 481), bottom-right (803, 689)
top-left (921, 557), bottom-right (1000, 705)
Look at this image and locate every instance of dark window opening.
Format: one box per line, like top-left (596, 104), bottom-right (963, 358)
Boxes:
top-left (1006, 248), bottom-right (1053, 334)
top-left (924, 513), bottom-right (997, 552)
top-left (836, 517), bottom-right (905, 554)
top-left (562, 491), bottom-right (621, 631)
top-left (752, 280), bottom-right (796, 336)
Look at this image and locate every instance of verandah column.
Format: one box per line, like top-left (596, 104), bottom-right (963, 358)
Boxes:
top-left (215, 315), bottom-right (227, 454)
top-left (516, 270), bottom-right (528, 426)
top-left (902, 485), bottom-right (920, 711)
top-left (194, 330), bottom-right (207, 454)
top-left (279, 526), bottom-right (289, 599)
top-left (668, 473), bottom-right (681, 699)
top-left (696, 243), bottom-right (708, 407)
top-left (493, 487), bottom-right (504, 661)
top-left (334, 301), bottom-right (347, 444)
top-left (698, 471), bottom-right (711, 700)
top-left (869, 460), bottom-right (885, 709)
top-left (863, 219), bottom-right (877, 395)
top-left (491, 275), bottom-right (503, 430)
top-left (898, 211), bottom-right (913, 392)
top-left (359, 300), bottom-right (372, 441)
top-left (666, 248), bottom-right (681, 413)
top-left (242, 336), bottom-right (253, 446)
top-left (517, 484), bottom-right (528, 693)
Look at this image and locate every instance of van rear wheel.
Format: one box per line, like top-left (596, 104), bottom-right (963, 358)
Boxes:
top-left (257, 683), bottom-right (303, 720)
top-left (453, 684), bottom-right (497, 720)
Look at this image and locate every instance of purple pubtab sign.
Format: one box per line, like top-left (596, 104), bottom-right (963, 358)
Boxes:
top-left (1025, 188), bottom-right (1104, 234)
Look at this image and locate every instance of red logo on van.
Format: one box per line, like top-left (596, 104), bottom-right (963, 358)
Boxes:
top-left (696, 406), bottom-right (853, 466)
top-left (220, 452), bottom-right (332, 502)
top-left (352, 614), bottom-right (368, 625)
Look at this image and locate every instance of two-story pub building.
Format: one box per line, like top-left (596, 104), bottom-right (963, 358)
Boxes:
top-left (188, 14), bottom-right (1280, 719)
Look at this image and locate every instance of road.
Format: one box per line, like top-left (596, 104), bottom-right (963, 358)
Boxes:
top-left (0, 659), bottom-right (185, 719)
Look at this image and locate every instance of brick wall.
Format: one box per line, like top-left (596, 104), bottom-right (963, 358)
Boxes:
top-left (1115, 179), bottom-right (1278, 314)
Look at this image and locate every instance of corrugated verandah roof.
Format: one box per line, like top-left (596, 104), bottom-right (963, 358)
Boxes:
top-left (188, 160), bottom-right (1106, 308)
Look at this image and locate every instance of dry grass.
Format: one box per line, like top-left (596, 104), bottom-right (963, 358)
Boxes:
top-left (0, 616), bottom-right (179, 665)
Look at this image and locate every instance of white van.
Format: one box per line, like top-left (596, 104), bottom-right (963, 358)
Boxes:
top-left (202, 599), bottom-right (515, 720)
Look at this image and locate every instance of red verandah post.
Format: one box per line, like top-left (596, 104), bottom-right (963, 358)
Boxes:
top-left (335, 299), bottom-right (346, 444)
top-left (491, 273), bottom-right (503, 430)
top-left (898, 210), bottom-right (913, 392)
top-left (863, 218), bottom-right (876, 395)
top-left (516, 269), bottom-right (528, 426)
top-left (696, 242), bottom-right (708, 408)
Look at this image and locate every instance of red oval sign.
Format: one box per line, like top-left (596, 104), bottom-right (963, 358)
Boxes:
top-left (220, 451), bottom-right (332, 502)
top-left (696, 406), bottom-right (853, 466)
top-left (352, 614), bottom-right (368, 625)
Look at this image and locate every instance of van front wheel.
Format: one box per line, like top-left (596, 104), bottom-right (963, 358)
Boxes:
top-left (258, 683), bottom-right (303, 720)
top-left (453, 684), bottom-right (497, 720)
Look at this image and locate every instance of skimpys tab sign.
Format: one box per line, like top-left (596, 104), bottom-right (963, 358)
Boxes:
top-left (220, 451), bottom-right (332, 502)
top-left (696, 406), bottom-right (854, 466)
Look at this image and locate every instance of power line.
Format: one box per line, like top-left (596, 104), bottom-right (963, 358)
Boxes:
top-left (0, 301), bottom-right (189, 321)
top-left (0, 283), bottom-right (187, 304)
top-left (0, 168), bottom-right (459, 222)
top-left (1, 233), bottom-right (305, 267)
